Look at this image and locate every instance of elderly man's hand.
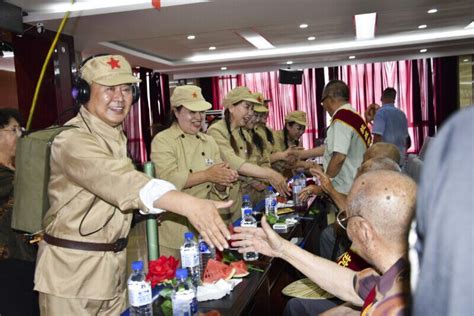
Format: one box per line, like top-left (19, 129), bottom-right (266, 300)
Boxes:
top-left (298, 184), bottom-right (323, 202)
top-left (310, 168), bottom-right (334, 195)
top-left (206, 163), bottom-right (239, 187)
top-left (183, 199), bottom-right (234, 251)
top-left (231, 216), bottom-right (285, 258)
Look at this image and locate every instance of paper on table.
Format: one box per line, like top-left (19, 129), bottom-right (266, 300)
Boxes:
top-left (197, 278), bottom-right (242, 302)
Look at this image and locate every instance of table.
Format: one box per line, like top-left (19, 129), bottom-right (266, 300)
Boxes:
top-left (123, 196), bottom-right (331, 316)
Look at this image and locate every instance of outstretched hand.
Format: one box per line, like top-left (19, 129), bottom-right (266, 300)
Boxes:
top-left (231, 216), bottom-right (285, 258)
top-left (206, 162), bottom-right (239, 186)
top-left (298, 184), bottom-right (323, 202)
top-left (185, 199), bottom-right (234, 251)
top-left (309, 168), bottom-right (334, 194)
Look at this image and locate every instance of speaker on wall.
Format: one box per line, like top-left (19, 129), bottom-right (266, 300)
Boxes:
top-left (279, 69), bottom-right (303, 85)
top-left (0, 2), bottom-right (23, 34)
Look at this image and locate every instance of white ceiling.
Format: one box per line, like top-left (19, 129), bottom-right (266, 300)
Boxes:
top-left (5, 0), bottom-right (474, 79)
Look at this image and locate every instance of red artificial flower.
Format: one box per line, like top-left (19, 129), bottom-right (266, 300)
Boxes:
top-left (146, 256), bottom-right (180, 288)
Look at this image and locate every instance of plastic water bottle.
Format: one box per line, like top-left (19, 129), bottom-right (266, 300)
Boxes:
top-left (292, 173), bottom-right (307, 207)
top-left (265, 186), bottom-right (277, 218)
top-left (241, 209), bottom-right (259, 261)
top-left (180, 232), bottom-right (201, 287)
top-left (128, 260), bottom-right (153, 316)
top-left (198, 236), bottom-right (216, 277)
top-left (241, 194), bottom-right (253, 218)
top-left (172, 268), bottom-right (198, 316)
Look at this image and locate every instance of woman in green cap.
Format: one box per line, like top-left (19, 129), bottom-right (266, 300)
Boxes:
top-left (151, 85), bottom-right (239, 258)
top-left (207, 87), bottom-right (289, 222)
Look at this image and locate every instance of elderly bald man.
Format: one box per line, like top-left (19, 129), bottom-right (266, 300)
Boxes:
top-left (364, 142), bottom-right (401, 165)
top-left (232, 170), bottom-right (416, 315)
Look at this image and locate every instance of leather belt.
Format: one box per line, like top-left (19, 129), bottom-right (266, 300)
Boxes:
top-left (44, 234), bottom-right (128, 253)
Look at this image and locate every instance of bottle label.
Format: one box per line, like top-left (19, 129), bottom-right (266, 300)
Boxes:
top-left (241, 221), bottom-right (257, 228)
top-left (181, 247), bottom-right (200, 267)
top-left (128, 280), bottom-right (152, 307)
top-left (173, 289), bottom-right (198, 315)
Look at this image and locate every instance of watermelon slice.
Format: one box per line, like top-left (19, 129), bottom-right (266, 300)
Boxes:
top-left (202, 259), bottom-right (235, 284)
top-left (230, 260), bottom-right (249, 277)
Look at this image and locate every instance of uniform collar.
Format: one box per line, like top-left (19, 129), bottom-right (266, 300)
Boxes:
top-left (382, 103), bottom-right (395, 107)
top-left (79, 106), bottom-right (124, 140)
top-left (169, 122), bottom-right (207, 141)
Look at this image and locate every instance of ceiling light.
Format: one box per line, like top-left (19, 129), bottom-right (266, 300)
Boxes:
top-left (463, 59), bottom-right (469, 62)
top-left (418, 24), bottom-right (427, 29)
top-left (286, 61), bottom-right (293, 65)
top-left (465, 21), bottom-right (474, 29)
top-left (355, 12), bottom-right (377, 40)
top-left (427, 8), bottom-right (438, 14)
top-left (299, 24), bottom-right (308, 29)
top-left (187, 35), bottom-right (196, 40)
top-left (220, 66), bottom-right (227, 70)
top-left (307, 36), bottom-right (316, 41)
top-left (349, 55), bottom-right (356, 59)
top-left (419, 49), bottom-right (428, 53)
top-left (209, 46), bottom-right (216, 50)
top-left (187, 29), bottom-right (474, 63)
top-left (238, 30), bottom-right (274, 49)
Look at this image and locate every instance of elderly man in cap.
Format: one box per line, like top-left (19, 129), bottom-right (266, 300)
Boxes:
top-left (34, 55), bottom-right (233, 314)
top-left (233, 170), bottom-right (416, 315)
top-left (151, 85), bottom-right (239, 258)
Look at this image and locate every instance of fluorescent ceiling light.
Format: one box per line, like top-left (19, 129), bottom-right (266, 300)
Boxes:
top-left (355, 12), bottom-right (377, 40)
top-left (307, 36), bottom-right (316, 41)
top-left (187, 35), bottom-right (196, 40)
top-left (187, 28), bottom-right (474, 63)
top-left (220, 66), bottom-right (227, 70)
top-left (24, 0), bottom-right (210, 22)
top-left (1, 51), bottom-right (14, 58)
top-left (286, 61), bottom-right (293, 65)
top-left (418, 24), bottom-right (427, 29)
top-left (463, 59), bottom-right (469, 62)
top-left (419, 48), bottom-right (428, 53)
top-left (209, 46), bottom-right (216, 50)
top-left (349, 55), bottom-right (356, 59)
top-left (299, 24), bottom-right (308, 29)
top-left (238, 30), bottom-right (274, 49)
top-left (427, 8), bottom-right (438, 14)
top-left (466, 21), bottom-right (474, 29)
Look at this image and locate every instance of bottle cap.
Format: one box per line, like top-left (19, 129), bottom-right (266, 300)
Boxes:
top-left (131, 260), bottom-right (143, 271)
top-left (243, 194), bottom-right (250, 201)
top-left (244, 209), bottom-right (252, 215)
top-left (267, 186), bottom-right (274, 191)
top-left (176, 268), bottom-right (188, 279)
top-left (184, 232), bottom-right (194, 240)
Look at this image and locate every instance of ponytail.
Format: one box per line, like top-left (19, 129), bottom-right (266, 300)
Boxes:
top-left (224, 110), bottom-right (239, 154)
top-left (251, 129), bottom-right (265, 155)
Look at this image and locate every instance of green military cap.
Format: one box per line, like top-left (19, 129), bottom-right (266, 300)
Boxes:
top-left (285, 111), bottom-right (307, 126)
top-left (252, 92), bottom-right (270, 113)
top-left (223, 86), bottom-right (260, 108)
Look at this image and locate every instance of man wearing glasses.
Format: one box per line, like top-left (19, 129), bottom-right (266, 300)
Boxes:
top-left (232, 170), bottom-right (416, 315)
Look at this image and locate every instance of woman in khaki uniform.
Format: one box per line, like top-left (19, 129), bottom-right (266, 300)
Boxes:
top-left (151, 86), bottom-right (239, 258)
top-left (207, 87), bottom-right (289, 222)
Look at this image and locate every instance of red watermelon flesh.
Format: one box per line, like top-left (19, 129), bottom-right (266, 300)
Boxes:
top-left (202, 259), bottom-right (236, 284)
top-left (230, 260), bottom-right (249, 277)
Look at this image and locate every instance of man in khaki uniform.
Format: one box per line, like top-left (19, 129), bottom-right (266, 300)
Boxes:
top-left (207, 87), bottom-right (289, 222)
top-left (151, 85), bottom-right (238, 258)
top-left (34, 55), bottom-right (232, 315)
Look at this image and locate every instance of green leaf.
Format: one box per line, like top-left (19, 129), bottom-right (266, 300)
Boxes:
top-left (160, 299), bottom-right (173, 316)
top-left (159, 287), bottom-right (173, 299)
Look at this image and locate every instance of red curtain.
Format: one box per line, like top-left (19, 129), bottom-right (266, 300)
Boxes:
top-left (212, 69), bottom-right (321, 149)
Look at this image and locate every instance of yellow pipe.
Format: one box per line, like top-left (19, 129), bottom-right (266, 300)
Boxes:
top-left (26, 0), bottom-right (75, 130)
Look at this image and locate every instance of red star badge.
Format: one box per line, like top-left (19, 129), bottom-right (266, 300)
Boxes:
top-left (107, 57), bottom-right (121, 69)
top-left (257, 96), bottom-right (262, 102)
top-left (192, 92), bottom-right (198, 98)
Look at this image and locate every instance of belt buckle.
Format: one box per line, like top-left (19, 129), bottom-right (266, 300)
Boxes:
top-left (113, 238), bottom-right (128, 252)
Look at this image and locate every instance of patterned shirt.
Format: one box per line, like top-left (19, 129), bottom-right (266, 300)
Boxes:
top-left (355, 257), bottom-right (409, 316)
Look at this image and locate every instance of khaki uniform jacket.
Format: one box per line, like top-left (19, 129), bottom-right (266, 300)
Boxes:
top-left (150, 123), bottom-right (227, 249)
top-left (35, 107), bottom-right (151, 300)
top-left (240, 128), bottom-right (270, 204)
top-left (207, 120), bottom-right (247, 221)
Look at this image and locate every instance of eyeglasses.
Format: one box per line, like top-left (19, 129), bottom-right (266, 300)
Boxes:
top-left (320, 95), bottom-right (329, 106)
top-left (0, 126), bottom-right (25, 137)
top-left (336, 210), bottom-right (364, 230)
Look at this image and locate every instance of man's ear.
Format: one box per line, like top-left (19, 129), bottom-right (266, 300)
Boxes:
top-left (354, 218), bottom-right (374, 245)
